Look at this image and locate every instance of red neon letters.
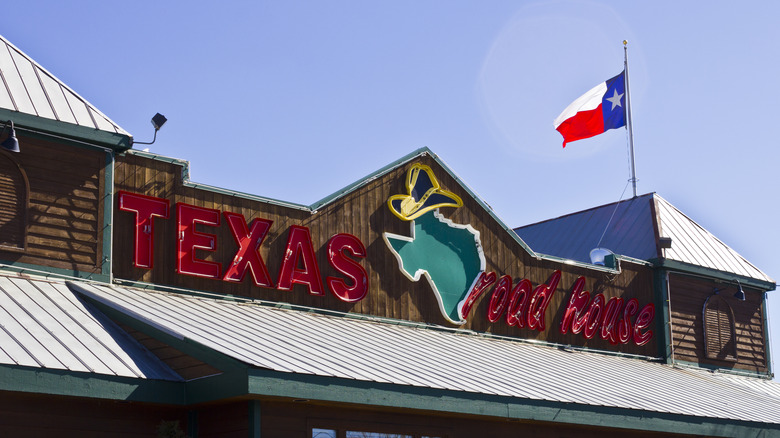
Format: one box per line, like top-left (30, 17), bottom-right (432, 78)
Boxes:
top-left (277, 225), bottom-right (325, 295)
top-left (559, 276), bottom-right (654, 346)
top-left (222, 212), bottom-right (274, 288)
top-left (120, 192), bottom-right (368, 302)
top-left (326, 233), bottom-right (369, 302)
top-left (177, 203), bottom-right (221, 279)
top-left (484, 270), bottom-right (562, 331)
top-left (118, 191), bottom-right (170, 269)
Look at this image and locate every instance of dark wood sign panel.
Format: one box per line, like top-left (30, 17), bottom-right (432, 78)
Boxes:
top-left (113, 152), bottom-right (657, 356)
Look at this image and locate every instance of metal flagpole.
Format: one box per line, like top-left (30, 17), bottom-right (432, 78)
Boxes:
top-left (623, 40), bottom-right (637, 198)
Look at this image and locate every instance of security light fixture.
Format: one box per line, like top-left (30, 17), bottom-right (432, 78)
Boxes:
top-left (151, 113), bottom-right (167, 130)
top-left (134, 113), bottom-right (167, 146)
top-left (0, 120), bottom-right (19, 153)
top-left (659, 237), bottom-right (673, 249)
top-left (734, 280), bottom-right (746, 301)
top-left (713, 279), bottom-right (746, 301)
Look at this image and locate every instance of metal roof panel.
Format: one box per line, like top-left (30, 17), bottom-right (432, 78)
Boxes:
top-left (0, 275), bottom-right (181, 380)
top-left (515, 194), bottom-right (774, 284)
top-left (0, 34), bottom-right (129, 136)
top-left (70, 282), bottom-right (780, 425)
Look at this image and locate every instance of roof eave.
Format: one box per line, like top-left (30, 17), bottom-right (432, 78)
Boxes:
top-left (0, 108), bottom-right (132, 151)
top-left (651, 258), bottom-right (776, 291)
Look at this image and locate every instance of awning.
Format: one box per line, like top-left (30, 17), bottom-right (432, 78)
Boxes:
top-left (65, 280), bottom-right (780, 436)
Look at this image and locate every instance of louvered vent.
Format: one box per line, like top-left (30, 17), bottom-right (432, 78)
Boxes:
top-left (0, 153), bottom-right (27, 250)
top-left (703, 295), bottom-right (737, 361)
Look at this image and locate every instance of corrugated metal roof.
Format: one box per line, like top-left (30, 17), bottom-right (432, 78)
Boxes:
top-left (514, 193), bottom-right (774, 284)
top-left (0, 275), bottom-right (180, 381)
top-left (0, 34), bottom-right (129, 136)
top-left (654, 194), bottom-right (773, 282)
top-left (71, 281), bottom-right (780, 425)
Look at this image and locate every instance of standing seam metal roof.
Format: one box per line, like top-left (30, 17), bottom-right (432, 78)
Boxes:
top-left (0, 275), bottom-right (180, 381)
top-left (70, 281), bottom-right (780, 425)
top-left (514, 193), bottom-right (774, 284)
top-left (0, 34), bottom-right (129, 136)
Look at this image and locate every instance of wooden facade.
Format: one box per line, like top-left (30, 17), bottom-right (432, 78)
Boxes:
top-left (668, 272), bottom-right (768, 373)
top-left (113, 151), bottom-right (658, 357)
top-left (0, 134), bottom-right (106, 275)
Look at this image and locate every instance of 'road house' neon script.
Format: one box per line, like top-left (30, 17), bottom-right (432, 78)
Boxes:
top-left (465, 270), bottom-right (655, 347)
top-left (118, 191), bottom-right (369, 303)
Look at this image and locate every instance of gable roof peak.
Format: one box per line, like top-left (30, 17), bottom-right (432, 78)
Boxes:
top-left (0, 34), bottom-right (129, 137)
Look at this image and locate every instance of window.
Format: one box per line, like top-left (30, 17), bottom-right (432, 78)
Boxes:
top-left (702, 294), bottom-right (737, 361)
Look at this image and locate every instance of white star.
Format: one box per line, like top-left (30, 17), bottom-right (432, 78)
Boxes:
top-left (605, 89), bottom-right (624, 111)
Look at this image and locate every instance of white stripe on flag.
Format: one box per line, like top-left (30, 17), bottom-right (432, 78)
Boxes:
top-left (553, 81), bottom-right (607, 128)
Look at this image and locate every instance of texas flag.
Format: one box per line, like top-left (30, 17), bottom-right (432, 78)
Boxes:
top-left (554, 71), bottom-right (626, 147)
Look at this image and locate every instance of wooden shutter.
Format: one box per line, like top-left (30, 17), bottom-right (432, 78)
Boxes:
top-left (703, 295), bottom-right (737, 361)
top-left (0, 153), bottom-right (28, 251)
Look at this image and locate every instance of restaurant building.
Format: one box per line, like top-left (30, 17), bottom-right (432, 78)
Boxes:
top-left (0, 34), bottom-right (778, 437)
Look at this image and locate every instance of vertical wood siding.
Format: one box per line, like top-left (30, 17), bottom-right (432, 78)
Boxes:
top-left (113, 153), bottom-right (657, 356)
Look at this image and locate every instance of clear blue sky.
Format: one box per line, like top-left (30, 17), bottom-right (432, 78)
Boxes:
top-left (6, 1), bottom-right (779, 376)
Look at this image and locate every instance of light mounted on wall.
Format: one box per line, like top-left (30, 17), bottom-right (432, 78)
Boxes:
top-left (134, 113), bottom-right (167, 146)
top-left (713, 279), bottom-right (746, 301)
top-left (1, 120), bottom-right (20, 153)
top-left (734, 280), bottom-right (746, 301)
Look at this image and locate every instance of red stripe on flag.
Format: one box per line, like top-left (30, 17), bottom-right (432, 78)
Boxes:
top-left (555, 105), bottom-right (605, 148)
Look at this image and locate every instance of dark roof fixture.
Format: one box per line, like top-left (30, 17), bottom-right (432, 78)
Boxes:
top-left (659, 236), bottom-right (673, 249)
top-left (1, 120), bottom-right (19, 153)
top-left (734, 280), bottom-right (746, 301)
top-left (713, 279), bottom-right (746, 301)
top-left (134, 113), bottom-right (167, 146)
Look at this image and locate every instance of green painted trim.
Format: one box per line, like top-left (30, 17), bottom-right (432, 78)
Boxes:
top-left (652, 258), bottom-right (776, 291)
top-left (249, 400), bottom-right (261, 438)
top-left (0, 260), bottom-right (109, 282)
top-left (671, 358), bottom-right (772, 379)
top-left (0, 108), bottom-right (131, 150)
top-left (0, 364), bottom-right (184, 404)
top-left (245, 368), bottom-right (780, 437)
top-left (185, 370), bottom-right (249, 405)
top-left (101, 150), bottom-right (114, 279)
top-left (655, 269), bottom-right (672, 362)
top-left (762, 293), bottom-right (775, 378)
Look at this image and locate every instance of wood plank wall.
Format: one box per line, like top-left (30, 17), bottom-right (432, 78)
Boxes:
top-left (113, 153), bottom-right (657, 356)
top-left (669, 273), bottom-right (767, 372)
top-left (0, 135), bottom-right (105, 274)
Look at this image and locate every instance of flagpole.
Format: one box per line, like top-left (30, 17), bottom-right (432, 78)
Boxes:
top-left (623, 40), bottom-right (637, 198)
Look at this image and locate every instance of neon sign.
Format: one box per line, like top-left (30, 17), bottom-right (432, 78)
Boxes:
top-left (118, 191), bottom-right (369, 303)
